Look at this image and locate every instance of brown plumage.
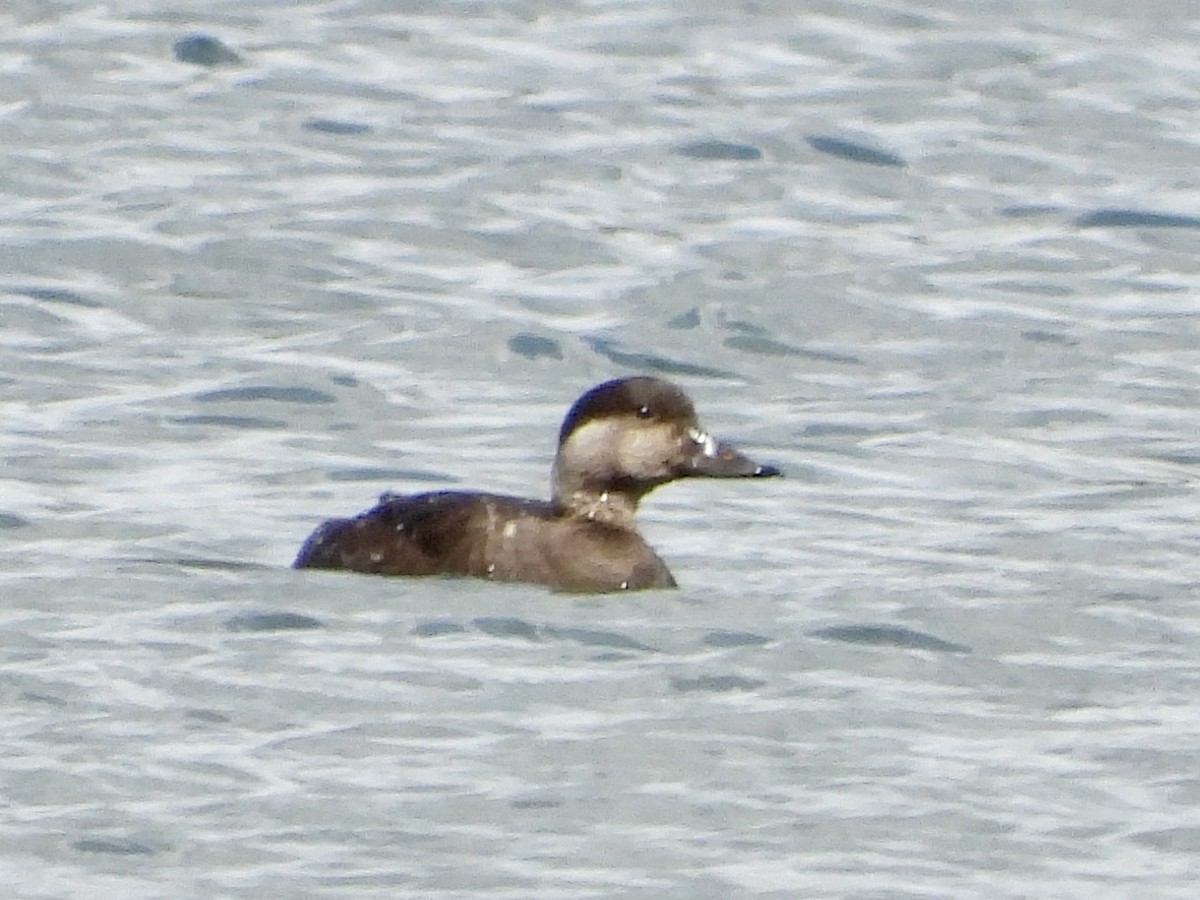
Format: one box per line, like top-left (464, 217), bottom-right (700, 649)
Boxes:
top-left (294, 376), bottom-right (779, 592)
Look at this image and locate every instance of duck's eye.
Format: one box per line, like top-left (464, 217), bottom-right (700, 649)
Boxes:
top-left (637, 405), bottom-right (651, 418)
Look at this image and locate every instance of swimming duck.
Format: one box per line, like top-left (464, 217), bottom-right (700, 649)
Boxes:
top-left (293, 376), bottom-right (779, 591)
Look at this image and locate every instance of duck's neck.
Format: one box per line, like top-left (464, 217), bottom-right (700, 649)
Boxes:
top-left (554, 487), bottom-right (641, 529)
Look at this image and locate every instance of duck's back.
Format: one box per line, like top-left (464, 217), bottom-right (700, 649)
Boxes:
top-left (293, 491), bottom-right (676, 592)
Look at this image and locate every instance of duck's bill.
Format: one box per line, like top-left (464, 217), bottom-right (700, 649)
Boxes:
top-left (683, 429), bottom-right (781, 478)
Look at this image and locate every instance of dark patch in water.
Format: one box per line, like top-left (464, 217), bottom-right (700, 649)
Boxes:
top-left (194, 386), bottom-right (336, 404)
top-left (173, 33), bottom-right (242, 67)
top-left (185, 708), bottom-right (231, 724)
top-left (73, 837), bottom-right (156, 856)
top-left (412, 620), bottom-right (468, 637)
top-left (801, 422), bottom-right (874, 438)
top-left (20, 691), bottom-right (67, 708)
top-left (670, 674), bottom-right (766, 693)
top-left (472, 617), bottom-right (540, 640)
top-left (1100, 591), bottom-right (1158, 605)
top-left (511, 797), bottom-right (563, 810)
top-left (986, 280), bottom-right (1074, 297)
top-left (0, 512), bottom-right (31, 529)
top-left (702, 630), bottom-right (771, 648)
top-left (303, 118), bottom-right (372, 135)
top-left (807, 135), bottom-right (906, 168)
top-left (583, 336), bottom-right (737, 379)
top-left (1013, 408), bottom-right (1108, 427)
top-left (542, 626), bottom-right (656, 653)
top-left (810, 624), bottom-right (969, 654)
top-left (19, 286), bottom-right (101, 307)
top-left (137, 556), bottom-right (271, 574)
top-left (676, 140), bottom-right (762, 161)
top-left (327, 467), bottom-right (456, 484)
top-left (1021, 330), bottom-right (1076, 345)
top-left (667, 308), bottom-right (701, 330)
top-left (722, 318), bottom-right (768, 336)
top-left (225, 611), bottom-right (324, 632)
top-left (508, 333), bottom-right (563, 360)
top-left (590, 651), bottom-right (639, 662)
top-left (169, 414), bottom-right (288, 430)
top-left (1145, 450), bottom-right (1200, 466)
top-left (999, 205), bottom-right (1064, 218)
top-left (1075, 209), bottom-right (1200, 229)
top-left (724, 335), bottom-right (805, 357)
top-left (1128, 827), bottom-right (1200, 852)
top-left (723, 334), bottom-right (861, 365)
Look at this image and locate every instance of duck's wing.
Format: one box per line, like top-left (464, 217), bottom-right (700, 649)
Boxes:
top-left (292, 491), bottom-right (549, 577)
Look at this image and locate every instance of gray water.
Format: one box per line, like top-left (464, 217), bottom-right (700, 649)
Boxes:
top-left (3, 0), bottom-right (1200, 896)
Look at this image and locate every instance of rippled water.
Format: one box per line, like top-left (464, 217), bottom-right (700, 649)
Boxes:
top-left (3, 1), bottom-right (1200, 896)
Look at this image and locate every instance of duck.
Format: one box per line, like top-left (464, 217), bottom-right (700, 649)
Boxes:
top-left (293, 375), bottom-right (780, 591)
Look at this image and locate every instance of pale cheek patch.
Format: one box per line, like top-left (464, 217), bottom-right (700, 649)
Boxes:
top-left (560, 419), bottom-right (621, 471)
top-left (619, 423), bottom-right (679, 477)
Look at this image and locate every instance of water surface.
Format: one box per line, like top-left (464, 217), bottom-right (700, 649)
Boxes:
top-left (2, 1), bottom-right (1199, 896)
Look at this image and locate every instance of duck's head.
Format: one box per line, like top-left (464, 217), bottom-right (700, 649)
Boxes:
top-left (551, 376), bottom-right (779, 519)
